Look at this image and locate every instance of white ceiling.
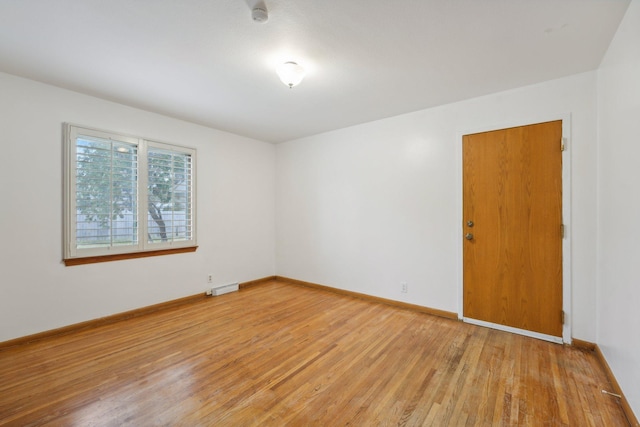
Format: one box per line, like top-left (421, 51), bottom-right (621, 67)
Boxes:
top-left (0, 0), bottom-right (630, 143)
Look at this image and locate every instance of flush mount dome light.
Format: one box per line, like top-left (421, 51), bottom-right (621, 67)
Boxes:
top-left (276, 61), bottom-right (305, 88)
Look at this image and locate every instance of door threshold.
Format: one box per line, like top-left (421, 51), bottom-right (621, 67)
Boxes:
top-left (463, 317), bottom-right (563, 344)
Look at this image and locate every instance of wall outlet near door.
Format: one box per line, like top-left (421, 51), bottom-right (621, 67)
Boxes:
top-left (207, 274), bottom-right (213, 283)
top-left (401, 282), bottom-right (408, 293)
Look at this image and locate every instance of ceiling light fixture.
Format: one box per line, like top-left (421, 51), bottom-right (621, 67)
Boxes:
top-left (276, 61), bottom-right (305, 88)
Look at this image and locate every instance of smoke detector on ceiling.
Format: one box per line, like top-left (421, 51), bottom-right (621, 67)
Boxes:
top-left (252, 7), bottom-right (268, 23)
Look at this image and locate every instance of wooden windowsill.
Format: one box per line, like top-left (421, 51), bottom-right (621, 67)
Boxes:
top-left (64, 246), bottom-right (198, 266)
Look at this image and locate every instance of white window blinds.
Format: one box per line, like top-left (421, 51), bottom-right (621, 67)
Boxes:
top-left (64, 124), bottom-right (197, 261)
top-left (147, 144), bottom-right (193, 244)
top-left (75, 135), bottom-right (139, 250)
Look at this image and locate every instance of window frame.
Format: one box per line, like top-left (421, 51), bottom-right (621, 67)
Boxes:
top-left (63, 123), bottom-right (197, 265)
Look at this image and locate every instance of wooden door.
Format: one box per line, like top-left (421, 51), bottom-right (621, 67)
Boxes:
top-left (463, 120), bottom-right (563, 337)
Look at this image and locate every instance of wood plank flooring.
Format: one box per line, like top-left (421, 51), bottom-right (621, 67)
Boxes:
top-left (0, 280), bottom-right (629, 426)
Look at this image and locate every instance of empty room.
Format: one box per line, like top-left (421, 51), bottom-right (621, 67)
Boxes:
top-left (0, 0), bottom-right (638, 425)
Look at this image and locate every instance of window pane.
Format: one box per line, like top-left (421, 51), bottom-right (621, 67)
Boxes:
top-left (147, 147), bottom-right (192, 243)
top-left (65, 124), bottom-right (197, 261)
top-left (75, 136), bottom-right (138, 249)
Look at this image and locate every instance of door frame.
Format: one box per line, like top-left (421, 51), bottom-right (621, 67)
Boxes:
top-left (455, 114), bottom-right (572, 344)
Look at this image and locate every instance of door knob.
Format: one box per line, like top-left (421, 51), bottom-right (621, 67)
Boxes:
top-left (465, 233), bottom-right (474, 240)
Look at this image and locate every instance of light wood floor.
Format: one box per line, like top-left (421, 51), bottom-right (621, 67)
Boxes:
top-left (0, 280), bottom-right (629, 426)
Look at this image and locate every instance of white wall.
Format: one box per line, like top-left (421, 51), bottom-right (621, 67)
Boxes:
top-left (0, 72), bottom-right (276, 342)
top-left (276, 71), bottom-right (599, 341)
top-left (597, 0), bottom-right (640, 415)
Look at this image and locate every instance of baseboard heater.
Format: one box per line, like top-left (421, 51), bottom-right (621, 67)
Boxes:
top-left (209, 282), bottom-right (239, 296)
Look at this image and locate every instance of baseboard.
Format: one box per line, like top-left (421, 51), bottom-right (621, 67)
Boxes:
top-left (571, 338), bottom-right (597, 352)
top-left (239, 275), bottom-right (277, 289)
top-left (593, 344), bottom-right (640, 427)
top-left (275, 276), bottom-right (458, 320)
top-left (572, 339), bottom-right (638, 426)
top-left (0, 276), bottom-right (276, 351)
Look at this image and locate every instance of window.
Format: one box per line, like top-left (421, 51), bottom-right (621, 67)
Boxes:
top-left (64, 124), bottom-right (196, 264)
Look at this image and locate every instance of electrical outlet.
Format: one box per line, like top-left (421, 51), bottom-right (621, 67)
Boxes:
top-left (401, 282), bottom-right (408, 293)
top-left (207, 274), bottom-right (213, 283)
